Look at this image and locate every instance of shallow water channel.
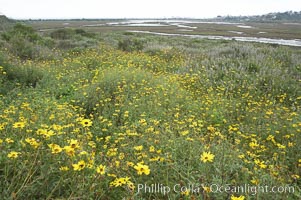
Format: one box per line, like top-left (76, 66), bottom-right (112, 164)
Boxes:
top-left (129, 30), bottom-right (301, 47)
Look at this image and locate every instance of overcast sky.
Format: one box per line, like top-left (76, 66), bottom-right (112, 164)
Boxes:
top-left (0, 0), bottom-right (300, 19)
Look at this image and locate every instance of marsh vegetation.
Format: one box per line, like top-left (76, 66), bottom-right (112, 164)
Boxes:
top-left (0, 21), bottom-right (300, 199)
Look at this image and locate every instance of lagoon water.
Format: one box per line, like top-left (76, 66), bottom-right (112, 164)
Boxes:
top-left (83, 19), bottom-right (301, 47)
top-left (129, 30), bottom-right (301, 47)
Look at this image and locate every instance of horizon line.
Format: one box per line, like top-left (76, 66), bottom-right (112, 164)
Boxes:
top-left (1, 9), bottom-right (300, 21)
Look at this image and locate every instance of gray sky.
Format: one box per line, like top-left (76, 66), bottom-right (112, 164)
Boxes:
top-left (0, 0), bottom-right (300, 19)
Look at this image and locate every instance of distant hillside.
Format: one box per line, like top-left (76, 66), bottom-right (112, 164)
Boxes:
top-left (0, 15), bottom-right (14, 31)
top-left (217, 11), bottom-right (301, 22)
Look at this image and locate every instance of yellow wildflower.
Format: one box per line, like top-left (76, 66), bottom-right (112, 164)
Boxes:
top-left (134, 145), bottom-right (143, 151)
top-left (68, 139), bottom-right (80, 149)
top-left (13, 121), bottom-right (26, 129)
top-left (5, 138), bottom-right (14, 143)
top-left (25, 138), bottom-right (40, 149)
top-left (64, 146), bottom-right (75, 157)
top-left (110, 177), bottom-right (128, 187)
top-left (80, 119), bottom-right (92, 127)
top-left (7, 151), bottom-right (20, 159)
top-left (72, 160), bottom-right (86, 171)
top-left (149, 146), bottom-right (155, 152)
top-left (134, 163), bottom-right (150, 175)
top-left (127, 181), bottom-right (135, 192)
top-left (231, 195), bottom-right (245, 200)
top-left (59, 166), bottom-right (69, 171)
top-left (200, 151), bottom-right (215, 163)
top-left (96, 164), bottom-right (106, 175)
top-left (48, 143), bottom-right (63, 154)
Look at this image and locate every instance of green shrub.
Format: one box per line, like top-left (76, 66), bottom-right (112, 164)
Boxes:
top-left (118, 37), bottom-right (145, 52)
top-left (74, 28), bottom-right (95, 38)
top-left (56, 40), bottom-right (76, 49)
top-left (39, 37), bottom-right (55, 48)
top-left (50, 28), bottom-right (74, 40)
top-left (50, 28), bottom-right (95, 40)
top-left (9, 37), bottom-right (35, 59)
top-left (1, 23), bottom-right (54, 60)
top-left (74, 67), bottom-right (192, 122)
top-left (5, 64), bottom-right (44, 87)
top-left (0, 15), bottom-right (14, 31)
top-left (145, 47), bottom-right (183, 62)
top-left (2, 23), bottom-right (41, 43)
